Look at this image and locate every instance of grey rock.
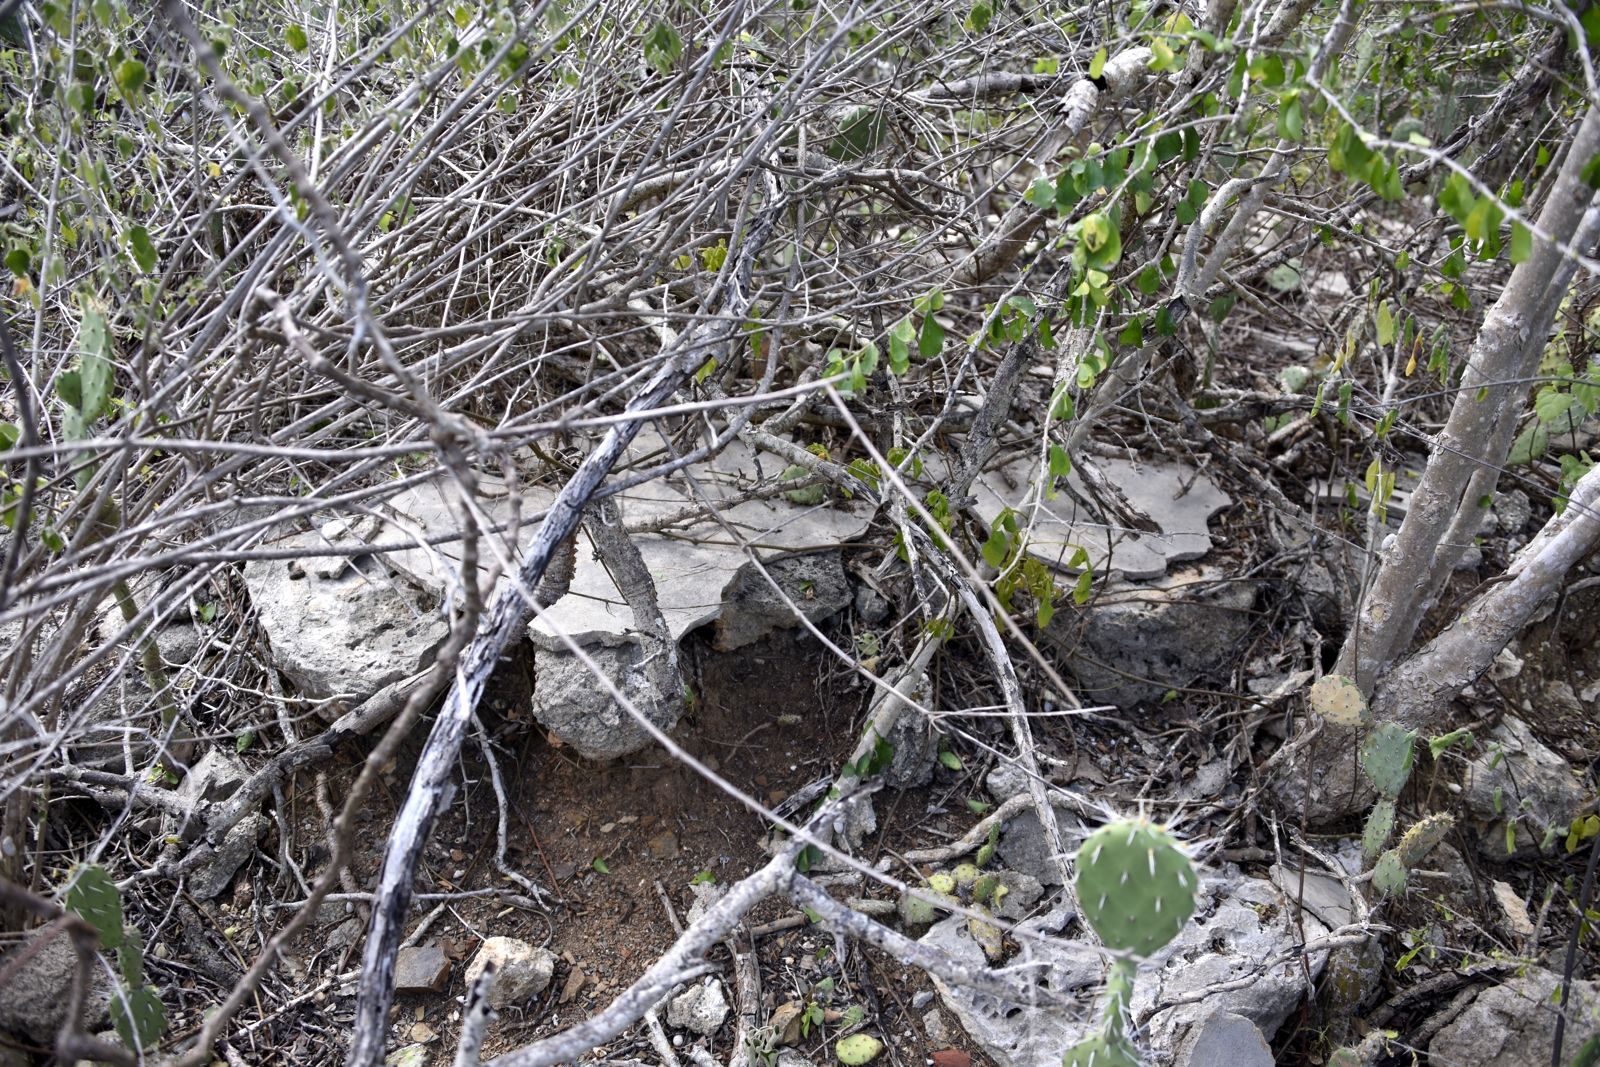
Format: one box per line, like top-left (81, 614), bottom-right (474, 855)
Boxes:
top-left (685, 882), bottom-right (727, 925)
top-left (464, 937), bottom-right (556, 1009)
top-left (1130, 873), bottom-right (1329, 1057)
top-left (1267, 864), bottom-right (1354, 929)
top-left (1498, 489), bottom-right (1532, 534)
top-left (777, 1050), bottom-right (817, 1067)
top-left (0, 931), bottom-right (111, 1044)
top-left (884, 709), bottom-right (939, 789)
top-left (714, 551), bottom-right (852, 652)
top-left (1431, 970), bottom-right (1600, 1067)
top-left (994, 804), bottom-right (1074, 886)
top-left (1040, 568), bottom-right (1255, 710)
top-left (158, 624), bottom-right (202, 666)
top-left (1462, 716), bottom-right (1586, 858)
top-left (1316, 936), bottom-right (1384, 1045)
top-left (531, 642), bottom-right (683, 761)
top-left (316, 900), bottom-right (354, 924)
top-left (181, 748), bottom-right (249, 806)
top-left (187, 812), bottom-right (263, 899)
top-left (324, 917), bottom-right (364, 953)
top-left (1173, 1008), bottom-right (1272, 1067)
top-left (922, 1009), bottom-right (947, 1046)
top-left (972, 456), bottom-right (1231, 581)
top-left (394, 945), bottom-right (452, 993)
top-left (244, 536), bottom-right (448, 702)
top-left (667, 979), bottom-right (730, 1035)
top-left (1180, 759), bottom-right (1230, 801)
top-left (920, 909), bottom-right (1101, 1067)
top-left (66, 673), bottom-right (157, 771)
top-left (992, 870), bottom-right (1044, 921)
top-left (911, 991), bottom-right (934, 1011)
top-left (856, 585), bottom-right (891, 625)
top-left (986, 765), bottom-right (1030, 802)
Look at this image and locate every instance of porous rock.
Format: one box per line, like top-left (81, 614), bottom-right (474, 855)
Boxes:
top-left (667, 978), bottom-right (730, 1034)
top-left (244, 536), bottom-right (447, 703)
top-left (465, 937), bottom-right (556, 1009)
top-left (0, 931), bottom-right (111, 1045)
top-left (991, 870), bottom-right (1043, 921)
top-left (993, 803), bottom-right (1073, 886)
top-left (1040, 568), bottom-right (1255, 710)
top-left (1461, 716), bottom-right (1587, 858)
top-left (187, 812), bottom-right (264, 899)
top-left (1431, 969), bottom-right (1600, 1067)
top-left (714, 551), bottom-right (852, 652)
top-left (884, 705), bottom-right (939, 789)
top-left (531, 641), bottom-right (683, 760)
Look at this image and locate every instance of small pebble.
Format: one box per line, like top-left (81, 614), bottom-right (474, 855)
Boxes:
top-left (673, 1036), bottom-right (685, 1048)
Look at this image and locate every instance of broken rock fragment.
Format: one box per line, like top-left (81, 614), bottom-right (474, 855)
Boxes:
top-left (531, 640), bottom-right (683, 760)
top-left (464, 937), bottom-right (556, 1009)
top-left (244, 531), bottom-right (447, 704)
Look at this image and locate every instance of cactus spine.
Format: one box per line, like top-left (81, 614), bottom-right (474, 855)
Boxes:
top-left (1061, 818), bottom-right (1198, 1067)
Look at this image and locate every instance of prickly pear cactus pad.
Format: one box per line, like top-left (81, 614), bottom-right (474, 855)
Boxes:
top-left (1371, 850), bottom-right (1407, 894)
top-left (1075, 817), bottom-right (1198, 957)
top-left (1308, 674), bottom-right (1369, 728)
top-left (1362, 799), bottom-right (1396, 857)
top-left (1360, 722), bottom-right (1416, 800)
top-left (1061, 1032), bottom-right (1142, 1067)
top-left (1397, 812), bottom-right (1454, 867)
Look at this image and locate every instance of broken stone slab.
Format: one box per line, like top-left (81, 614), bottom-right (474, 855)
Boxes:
top-left (394, 945), bottom-right (453, 993)
top-left (993, 802), bottom-right (1077, 887)
top-left (971, 455), bottom-right (1231, 581)
top-left (1461, 715), bottom-right (1587, 859)
top-left (1431, 969), bottom-right (1600, 1067)
top-left (667, 978), bottom-right (730, 1034)
top-left (464, 937), bottom-right (556, 1009)
top-left (1040, 566), bottom-right (1256, 710)
top-left (713, 551), bottom-right (852, 652)
top-left (188, 812), bottom-right (264, 900)
top-left (1268, 863), bottom-right (1355, 929)
top-left (244, 533), bottom-right (448, 704)
top-left (991, 870), bottom-right (1044, 921)
top-left (531, 641), bottom-right (683, 760)
top-left (0, 931), bottom-right (111, 1044)
top-left (161, 748), bottom-right (251, 842)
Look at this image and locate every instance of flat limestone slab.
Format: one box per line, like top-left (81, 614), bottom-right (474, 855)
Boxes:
top-left (366, 428), bottom-right (872, 649)
top-left (972, 455), bottom-right (1231, 580)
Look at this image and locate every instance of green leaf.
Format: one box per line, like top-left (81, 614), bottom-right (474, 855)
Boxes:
top-left (966, 798), bottom-right (992, 814)
top-left (286, 24), bottom-right (309, 50)
top-left (1136, 265), bottom-right (1161, 295)
top-left (1048, 444), bottom-right (1072, 478)
top-left (126, 226), bottom-right (158, 273)
top-left (1584, 153), bottom-right (1600, 190)
top-left (592, 856), bottom-right (610, 874)
top-left (938, 750), bottom-right (963, 771)
top-left (964, 0), bottom-right (993, 32)
top-left (1376, 301), bottom-right (1394, 346)
top-left (199, 602), bottom-right (217, 623)
top-left (111, 985), bottom-right (166, 1050)
top-left (1118, 316), bottom-right (1143, 347)
top-left (1510, 222), bottom-right (1532, 264)
top-left (981, 527), bottom-right (1009, 568)
top-left (641, 20), bottom-right (682, 76)
top-left (235, 730), bottom-right (254, 753)
top-left (1073, 569), bottom-right (1092, 604)
top-left (1077, 213), bottom-right (1121, 270)
top-left (918, 315), bottom-right (944, 358)
top-left (1088, 47), bottom-right (1107, 80)
top-left (66, 865), bottom-right (123, 949)
top-left (4, 248), bottom-right (29, 277)
top-left (113, 59), bottom-right (147, 96)
top-left (1536, 386), bottom-right (1575, 425)
top-left (689, 870), bottom-right (717, 885)
top-left (1428, 729), bottom-right (1474, 759)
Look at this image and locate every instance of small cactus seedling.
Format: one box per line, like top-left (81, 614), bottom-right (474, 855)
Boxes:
top-left (1075, 818), bottom-right (1198, 956)
top-left (1396, 812), bottom-right (1454, 867)
top-left (1361, 723), bottom-right (1416, 799)
top-left (1362, 799), bottom-right (1396, 858)
top-left (1062, 818), bottom-right (1199, 1067)
top-left (1309, 675), bottom-right (1370, 728)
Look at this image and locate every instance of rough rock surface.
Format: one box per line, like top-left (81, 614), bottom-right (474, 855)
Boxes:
top-left (1461, 715), bottom-right (1587, 858)
top-left (163, 748), bottom-right (251, 842)
top-left (991, 870), bottom-right (1044, 921)
top-left (188, 812), bottom-right (264, 899)
top-left (68, 673), bottom-right (157, 770)
top-left (394, 945), bottom-right (452, 993)
top-left (993, 803), bottom-right (1075, 886)
top-left (1431, 970), bottom-right (1600, 1067)
top-left (0, 931), bottom-right (111, 1044)
top-left (713, 551), bottom-right (852, 652)
top-left (685, 881), bottom-right (727, 925)
top-left (667, 979), bottom-right (730, 1034)
top-left (1172, 1008), bottom-right (1273, 1067)
top-left (464, 937), bottom-right (556, 1009)
top-left (1041, 567), bottom-right (1255, 710)
top-left (884, 705), bottom-right (940, 789)
top-left (922, 871), bottom-right (1324, 1067)
top-left (245, 535), bottom-right (447, 702)
top-left (531, 642), bottom-right (683, 760)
